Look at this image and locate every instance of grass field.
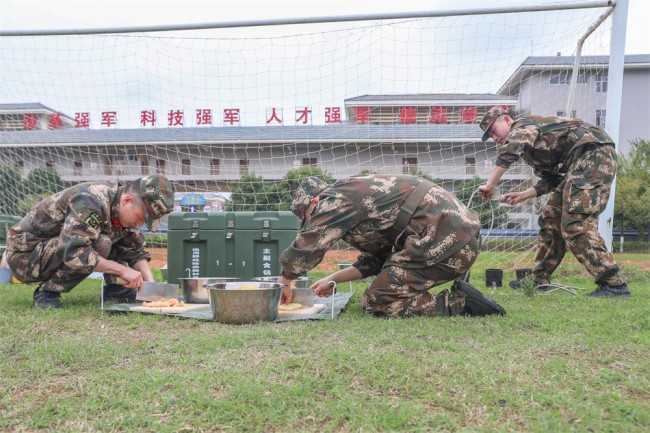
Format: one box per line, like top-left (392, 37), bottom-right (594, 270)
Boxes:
top-left (0, 253), bottom-right (648, 432)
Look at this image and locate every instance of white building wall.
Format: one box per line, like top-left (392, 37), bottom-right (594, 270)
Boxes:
top-left (619, 69), bottom-right (650, 154)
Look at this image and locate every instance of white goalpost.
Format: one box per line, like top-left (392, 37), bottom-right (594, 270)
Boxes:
top-left (0, 1), bottom-right (637, 284)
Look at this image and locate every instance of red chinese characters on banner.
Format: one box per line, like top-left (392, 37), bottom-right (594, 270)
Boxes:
top-left (324, 107), bottom-right (342, 124)
top-left (101, 111), bottom-right (117, 128)
top-left (140, 110), bottom-right (156, 127)
top-left (47, 113), bottom-right (63, 129)
top-left (295, 107), bottom-right (312, 125)
top-left (399, 107), bottom-right (417, 124)
top-left (355, 106), bottom-right (371, 124)
top-left (196, 109), bottom-right (212, 126)
top-left (168, 110), bottom-right (184, 126)
top-left (460, 106), bottom-right (477, 123)
top-left (23, 114), bottom-right (38, 130)
top-left (75, 112), bottom-right (90, 128)
top-left (223, 108), bottom-right (240, 125)
top-left (429, 106), bottom-right (448, 123)
top-left (266, 108), bottom-right (283, 125)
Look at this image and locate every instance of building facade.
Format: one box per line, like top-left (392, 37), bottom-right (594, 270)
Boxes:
top-left (498, 55), bottom-right (650, 154)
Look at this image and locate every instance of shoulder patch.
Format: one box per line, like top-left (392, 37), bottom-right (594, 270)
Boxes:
top-left (85, 212), bottom-right (102, 229)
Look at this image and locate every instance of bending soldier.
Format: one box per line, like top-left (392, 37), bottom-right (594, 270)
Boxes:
top-left (278, 174), bottom-right (505, 318)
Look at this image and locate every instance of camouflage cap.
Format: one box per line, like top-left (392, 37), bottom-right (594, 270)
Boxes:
top-left (140, 174), bottom-right (174, 231)
top-left (480, 106), bottom-right (509, 141)
top-left (290, 176), bottom-right (329, 221)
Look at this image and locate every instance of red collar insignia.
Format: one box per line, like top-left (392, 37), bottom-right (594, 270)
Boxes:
top-left (112, 217), bottom-right (122, 228)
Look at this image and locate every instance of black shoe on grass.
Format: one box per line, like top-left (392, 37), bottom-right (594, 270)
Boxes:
top-left (33, 287), bottom-right (61, 308)
top-left (103, 284), bottom-right (137, 302)
top-left (452, 280), bottom-right (506, 316)
top-left (586, 283), bottom-right (631, 298)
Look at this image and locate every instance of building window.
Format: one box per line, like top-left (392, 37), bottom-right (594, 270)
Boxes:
top-left (595, 74), bottom-right (608, 93)
top-left (302, 158), bottom-right (317, 166)
top-left (402, 157), bottom-right (417, 174)
top-left (465, 157), bottom-right (476, 175)
top-left (74, 160), bottom-right (83, 176)
top-left (239, 159), bottom-right (249, 175)
top-left (210, 159), bottom-right (220, 175)
top-left (596, 110), bottom-right (606, 128)
top-left (576, 73), bottom-right (588, 84)
top-left (156, 159), bottom-right (166, 174)
top-left (556, 110), bottom-right (576, 118)
top-left (181, 159), bottom-right (191, 175)
top-left (550, 73), bottom-right (570, 85)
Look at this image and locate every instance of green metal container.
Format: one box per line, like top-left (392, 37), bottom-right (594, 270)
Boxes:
top-left (166, 211), bottom-right (299, 284)
top-left (230, 211), bottom-right (300, 280)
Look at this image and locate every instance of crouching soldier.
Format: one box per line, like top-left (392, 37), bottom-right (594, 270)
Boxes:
top-left (278, 175), bottom-right (505, 318)
top-left (5, 174), bottom-right (174, 308)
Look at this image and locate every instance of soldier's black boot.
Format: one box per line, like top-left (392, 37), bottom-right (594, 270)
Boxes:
top-left (586, 283), bottom-right (631, 298)
top-left (452, 280), bottom-right (506, 316)
top-left (33, 287), bottom-right (61, 308)
top-left (103, 284), bottom-right (137, 302)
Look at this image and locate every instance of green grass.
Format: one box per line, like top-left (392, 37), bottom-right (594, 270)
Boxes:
top-left (1, 253), bottom-right (648, 432)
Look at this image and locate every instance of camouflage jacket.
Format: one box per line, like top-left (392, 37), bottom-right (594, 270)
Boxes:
top-left (7, 181), bottom-right (150, 273)
top-left (280, 174), bottom-right (480, 279)
top-left (495, 115), bottom-right (614, 196)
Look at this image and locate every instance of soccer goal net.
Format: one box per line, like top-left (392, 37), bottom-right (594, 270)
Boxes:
top-left (2, 2), bottom-right (642, 287)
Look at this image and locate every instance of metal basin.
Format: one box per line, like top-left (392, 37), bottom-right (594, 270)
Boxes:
top-left (252, 276), bottom-right (312, 288)
top-left (207, 281), bottom-right (284, 324)
top-left (178, 277), bottom-right (240, 304)
top-left (252, 276), bottom-right (314, 306)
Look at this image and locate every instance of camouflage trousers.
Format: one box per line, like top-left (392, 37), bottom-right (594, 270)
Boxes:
top-left (7, 234), bottom-right (113, 293)
top-left (533, 144), bottom-right (624, 286)
top-left (361, 236), bottom-right (479, 317)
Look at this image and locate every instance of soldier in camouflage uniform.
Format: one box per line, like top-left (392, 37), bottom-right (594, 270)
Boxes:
top-left (5, 174), bottom-right (174, 308)
top-left (278, 174), bottom-right (506, 318)
top-left (477, 106), bottom-right (630, 297)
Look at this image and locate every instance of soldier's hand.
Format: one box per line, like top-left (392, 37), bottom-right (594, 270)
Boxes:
top-left (477, 184), bottom-right (494, 202)
top-left (501, 191), bottom-right (526, 205)
top-left (280, 285), bottom-right (293, 305)
top-left (121, 268), bottom-right (144, 290)
top-left (312, 279), bottom-right (336, 298)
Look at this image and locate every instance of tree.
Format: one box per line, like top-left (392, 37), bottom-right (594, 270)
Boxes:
top-left (228, 173), bottom-right (272, 211)
top-left (17, 192), bottom-right (52, 217)
top-left (453, 177), bottom-right (509, 229)
top-left (0, 165), bottom-right (24, 216)
top-left (275, 166), bottom-right (334, 211)
top-left (614, 139), bottom-right (650, 240)
top-left (26, 167), bottom-right (64, 195)
top-left (413, 170), bottom-right (443, 185)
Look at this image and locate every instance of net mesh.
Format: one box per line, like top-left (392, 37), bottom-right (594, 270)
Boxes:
top-left (3, 5), bottom-right (644, 286)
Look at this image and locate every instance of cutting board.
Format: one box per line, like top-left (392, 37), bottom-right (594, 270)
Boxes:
top-left (278, 303), bottom-right (325, 317)
top-left (129, 303), bottom-right (208, 314)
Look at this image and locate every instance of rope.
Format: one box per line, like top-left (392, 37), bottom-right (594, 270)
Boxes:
top-left (465, 190), bottom-right (588, 294)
